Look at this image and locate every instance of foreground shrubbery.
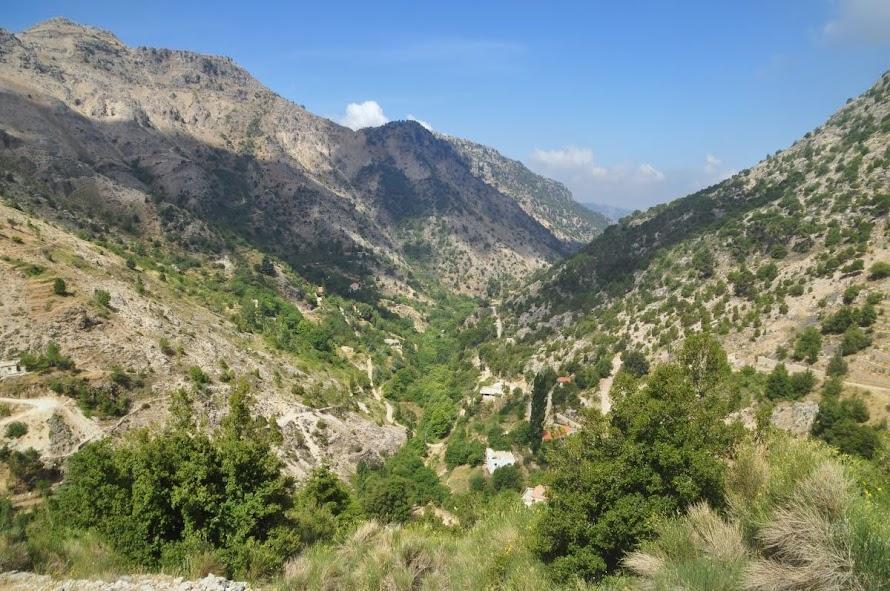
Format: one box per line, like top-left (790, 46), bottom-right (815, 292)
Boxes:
top-left (626, 434), bottom-right (890, 591)
top-left (532, 334), bottom-right (739, 582)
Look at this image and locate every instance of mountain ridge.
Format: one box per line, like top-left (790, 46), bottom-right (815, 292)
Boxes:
top-left (0, 17), bottom-right (603, 297)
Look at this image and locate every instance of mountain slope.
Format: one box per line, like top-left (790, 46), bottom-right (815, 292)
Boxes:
top-left (0, 200), bottom-right (408, 480)
top-left (444, 135), bottom-right (609, 246)
top-left (0, 18), bottom-right (593, 297)
top-left (493, 71), bottom-right (890, 415)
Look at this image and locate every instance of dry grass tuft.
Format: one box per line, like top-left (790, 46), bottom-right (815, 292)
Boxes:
top-left (743, 458), bottom-right (859, 591)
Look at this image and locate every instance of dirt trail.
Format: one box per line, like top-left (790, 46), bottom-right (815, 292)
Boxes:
top-left (597, 354), bottom-right (622, 415)
top-left (0, 396), bottom-right (104, 458)
top-left (491, 301), bottom-right (503, 340)
top-left (367, 357), bottom-right (396, 424)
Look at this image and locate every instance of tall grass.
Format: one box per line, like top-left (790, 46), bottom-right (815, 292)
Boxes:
top-left (627, 434), bottom-right (890, 591)
top-left (276, 495), bottom-right (561, 591)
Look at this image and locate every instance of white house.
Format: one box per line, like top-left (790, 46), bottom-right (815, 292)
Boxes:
top-left (0, 361), bottom-right (25, 379)
top-left (522, 485), bottom-right (548, 507)
top-left (480, 381), bottom-right (504, 401)
top-left (485, 448), bottom-right (516, 474)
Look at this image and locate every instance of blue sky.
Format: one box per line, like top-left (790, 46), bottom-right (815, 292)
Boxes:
top-left (4, 1), bottom-right (889, 209)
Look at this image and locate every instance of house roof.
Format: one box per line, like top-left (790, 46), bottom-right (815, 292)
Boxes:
top-left (485, 448), bottom-right (515, 464)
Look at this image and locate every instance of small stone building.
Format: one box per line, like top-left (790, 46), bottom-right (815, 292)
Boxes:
top-left (485, 448), bottom-right (515, 474)
top-left (0, 361), bottom-right (25, 379)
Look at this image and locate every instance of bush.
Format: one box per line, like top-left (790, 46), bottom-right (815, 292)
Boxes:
top-left (621, 350), bottom-right (649, 377)
top-left (764, 364), bottom-right (793, 400)
top-left (628, 436), bottom-right (890, 591)
top-left (826, 353), bottom-right (848, 377)
top-left (840, 326), bottom-right (871, 356)
top-left (93, 289), bottom-right (112, 308)
top-left (812, 396), bottom-right (880, 459)
top-left (188, 366), bottom-right (210, 385)
top-left (49, 376), bottom-right (130, 418)
top-left (789, 370), bottom-right (816, 397)
top-left (360, 476), bottom-right (413, 523)
top-left (4, 422), bottom-right (27, 439)
top-left (52, 278), bottom-right (67, 296)
top-left (867, 261), bottom-right (890, 280)
top-left (444, 433), bottom-right (485, 469)
top-left (51, 385), bottom-right (299, 578)
top-left (791, 327), bottom-right (821, 364)
top-left (19, 341), bottom-right (74, 372)
top-left (491, 464), bottom-right (522, 492)
top-left (159, 337), bottom-right (175, 356)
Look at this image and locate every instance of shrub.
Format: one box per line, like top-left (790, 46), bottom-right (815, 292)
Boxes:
top-left (93, 289), bottom-right (112, 308)
top-left (621, 350), bottom-right (649, 377)
top-left (840, 326), bottom-right (871, 356)
top-left (19, 341), bottom-right (74, 372)
top-left (764, 364), bottom-right (793, 400)
top-left (826, 353), bottom-right (848, 377)
top-left (360, 476), bottom-right (413, 524)
top-left (491, 464), bottom-right (522, 492)
top-left (52, 278), bottom-right (67, 295)
top-left (188, 366), bottom-right (210, 385)
top-left (789, 370), bottom-right (816, 397)
top-left (4, 422), bottom-right (27, 439)
top-left (49, 376), bottom-right (130, 418)
top-left (867, 261), bottom-right (890, 280)
top-left (791, 327), bottom-right (821, 364)
top-left (51, 386), bottom-right (299, 578)
top-left (812, 396), bottom-right (880, 459)
top-left (444, 433), bottom-right (485, 469)
top-left (158, 337), bottom-right (175, 356)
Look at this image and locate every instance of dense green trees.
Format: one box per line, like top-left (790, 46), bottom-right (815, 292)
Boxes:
top-left (491, 464), bottom-right (522, 492)
top-left (812, 385), bottom-right (880, 459)
top-left (533, 339), bottom-right (736, 582)
top-left (765, 364), bottom-right (815, 400)
top-left (355, 439), bottom-right (445, 524)
top-left (50, 385), bottom-right (301, 578)
top-left (529, 369), bottom-right (556, 452)
top-left (620, 350), bottom-right (649, 378)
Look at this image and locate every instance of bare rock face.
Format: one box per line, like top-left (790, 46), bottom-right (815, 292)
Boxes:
top-left (0, 18), bottom-right (596, 295)
top-left (770, 400), bottom-right (820, 437)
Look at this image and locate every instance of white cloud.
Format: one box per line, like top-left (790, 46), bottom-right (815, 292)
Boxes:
top-left (406, 114), bottom-right (433, 131)
top-left (526, 146), bottom-right (747, 209)
top-left (529, 147), bottom-right (663, 184)
top-left (705, 153), bottom-right (722, 173)
top-left (638, 163), bottom-right (665, 181)
top-left (530, 147), bottom-right (608, 177)
top-left (339, 100), bottom-right (389, 130)
top-left (823, 0), bottom-right (890, 45)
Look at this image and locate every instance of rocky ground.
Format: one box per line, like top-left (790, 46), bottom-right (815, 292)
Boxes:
top-left (0, 573), bottom-right (251, 591)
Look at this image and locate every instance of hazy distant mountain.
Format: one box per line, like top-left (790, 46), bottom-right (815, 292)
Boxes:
top-left (580, 201), bottom-right (633, 223)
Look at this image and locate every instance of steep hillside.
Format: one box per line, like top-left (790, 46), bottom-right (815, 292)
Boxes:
top-left (444, 135), bottom-right (609, 246)
top-left (0, 18), bottom-right (593, 297)
top-left (0, 200), bottom-right (410, 481)
top-left (491, 71), bottom-right (890, 415)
